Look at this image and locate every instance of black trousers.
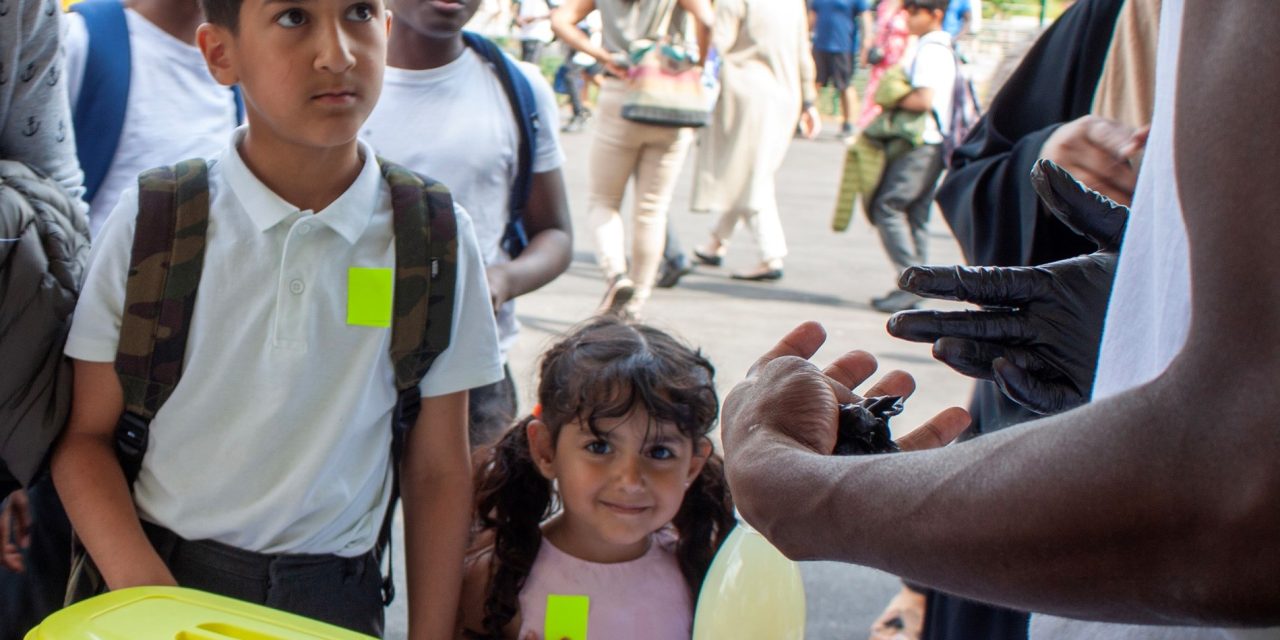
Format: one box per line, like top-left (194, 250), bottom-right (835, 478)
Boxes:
top-left (0, 479), bottom-right (383, 639)
top-left (144, 523), bottom-right (385, 637)
top-left (923, 589), bottom-right (1029, 640)
top-left (0, 476), bottom-right (70, 640)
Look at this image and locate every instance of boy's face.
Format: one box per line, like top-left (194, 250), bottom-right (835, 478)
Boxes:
top-left (389, 0), bottom-right (482, 39)
top-left (198, 0), bottom-right (391, 151)
top-left (905, 5), bottom-right (943, 36)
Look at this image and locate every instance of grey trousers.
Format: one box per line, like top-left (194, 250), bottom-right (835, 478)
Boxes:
top-left (870, 143), bottom-right (946, 275)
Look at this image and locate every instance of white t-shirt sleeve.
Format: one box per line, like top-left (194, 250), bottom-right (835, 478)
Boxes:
top-left (418, 203), bottom-right (505, 398)
top-left (60, 11), bottom-right (89, 109)
top-left (908, 41), bottom-right (955, 96)
top-left (515, 61), bottom-right (566, 174)
top-left (64, 187), bottom-right (139, 362)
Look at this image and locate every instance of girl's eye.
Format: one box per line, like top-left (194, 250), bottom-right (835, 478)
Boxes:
top-left (275, 8), bottom-right (307, 27)
top-left (648, 445), bottom-right (676, 461)
top-left (585, 440), bottom-right (611, 455)
top-left (346, 3), bottom-right (374, 21)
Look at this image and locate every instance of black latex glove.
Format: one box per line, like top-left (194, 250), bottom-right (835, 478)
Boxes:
top-left (885, 160), bottom-right (1130, 415)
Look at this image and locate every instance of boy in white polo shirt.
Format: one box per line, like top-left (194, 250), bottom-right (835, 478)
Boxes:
top-left (50, 0), bottom-right (502, 636)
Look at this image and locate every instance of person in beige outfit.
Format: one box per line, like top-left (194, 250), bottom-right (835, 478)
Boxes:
top-left (690, 0), bottom-right (820, 281)
top-left (552, 0), bottom-right (715, 316)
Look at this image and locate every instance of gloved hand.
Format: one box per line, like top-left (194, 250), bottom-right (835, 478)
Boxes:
top-left (885, 159), bottom-right (1129, 415)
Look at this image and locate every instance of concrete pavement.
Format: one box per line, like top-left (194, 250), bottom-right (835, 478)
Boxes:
top-left (387, 121), bottom-right (978, 639)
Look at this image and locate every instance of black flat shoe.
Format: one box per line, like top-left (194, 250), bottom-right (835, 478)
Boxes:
top-left (656, 255), bottom-right (693, 288)
top-left (731, 268), bottom-right (783, 282)
top-left (692, 247), bottom-right (724, 267)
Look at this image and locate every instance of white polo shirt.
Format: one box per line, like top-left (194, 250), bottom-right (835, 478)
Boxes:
top-left (65, 131), bottom-right (504, 557)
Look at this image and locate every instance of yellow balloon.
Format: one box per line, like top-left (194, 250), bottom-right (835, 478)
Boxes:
top-left (692, 521), bottom-right (806, 640)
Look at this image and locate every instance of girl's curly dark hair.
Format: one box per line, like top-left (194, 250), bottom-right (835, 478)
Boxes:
top-left (470, 316), bottom-right (736, 638)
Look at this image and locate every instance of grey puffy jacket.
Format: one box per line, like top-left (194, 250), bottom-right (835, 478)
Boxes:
top-left (0, 160), bottom-right (90, 490)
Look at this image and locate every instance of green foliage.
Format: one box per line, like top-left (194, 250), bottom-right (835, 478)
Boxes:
top-left (982, 0), bottom-right (1070, 20)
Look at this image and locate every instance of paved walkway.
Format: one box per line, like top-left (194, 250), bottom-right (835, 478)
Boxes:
top-left (388, 122), bottom-right (977, 639)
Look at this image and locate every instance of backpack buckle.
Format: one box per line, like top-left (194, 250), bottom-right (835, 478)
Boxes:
top-left (114, 412), bottom-right (150, 485)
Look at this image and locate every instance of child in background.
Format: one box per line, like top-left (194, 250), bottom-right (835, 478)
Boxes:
top-left (366, 0), bottom-right (572, 450)
top-left (458, 317), bottom-right (736, 639)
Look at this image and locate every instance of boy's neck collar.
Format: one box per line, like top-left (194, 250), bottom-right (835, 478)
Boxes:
top-left (237, 129), bottom-right (368, 215)
top-left (387, 26), bottom-right (467, 70)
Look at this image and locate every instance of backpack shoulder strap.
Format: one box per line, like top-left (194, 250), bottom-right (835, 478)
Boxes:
top-left (460, 31), bottom-right (539, 259)
top-left (113, 159), bottom-right (209, 484)
top-left (70, 0), bottom-right (132, 205)
top-left (375, 157), bottom-right (459, 605)
top-left (380, 158), bottom-right (458, 392)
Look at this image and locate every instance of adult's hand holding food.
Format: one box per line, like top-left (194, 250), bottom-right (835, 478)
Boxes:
top-left (722, 322), bottom-right (970, 544)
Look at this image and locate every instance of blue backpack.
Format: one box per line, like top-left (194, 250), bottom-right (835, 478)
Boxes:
top-left (68, 0), bottom-right (245, 205)
top-left (461, 31), bottom-right (541, 259)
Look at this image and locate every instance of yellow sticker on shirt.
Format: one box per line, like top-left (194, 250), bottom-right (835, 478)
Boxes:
top-left (545, 594), bottom-right (589, 640)
top-left (347, 267), bottom-right (393, 328)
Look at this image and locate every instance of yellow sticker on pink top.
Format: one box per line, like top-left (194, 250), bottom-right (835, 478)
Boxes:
top-left (347, 267), bottom-right (393, 328)
top-left (544, 594), bottom-right (589, 640)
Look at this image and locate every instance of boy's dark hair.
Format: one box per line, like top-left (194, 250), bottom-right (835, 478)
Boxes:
top-left (469, 316), bottom-right (735, 639)
top-left (905, 0), bottom-right (951, 12)
top-left (199, 0), bottom-right (242, 32)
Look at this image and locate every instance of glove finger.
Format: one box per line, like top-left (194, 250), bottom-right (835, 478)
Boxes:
top-left (932, 338), bottom-right (1004, 379)
top-left (992, 357), bottom-right (1086, 415)
top-left (898, 265), bottom-right (1049, 306)
top-left (887, 309), bottom-right (1034, 344)
top-left (1031, 159), bottom-right (1130, 250)
top-left (933, 340), bottom-right (1060, 380)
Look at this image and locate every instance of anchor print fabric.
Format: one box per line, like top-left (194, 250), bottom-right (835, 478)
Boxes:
top-left (0, 0), bottom-right (87, 207)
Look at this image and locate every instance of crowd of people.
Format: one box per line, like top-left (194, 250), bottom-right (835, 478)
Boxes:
top-left (1, 0), bottom-right (1277, 639)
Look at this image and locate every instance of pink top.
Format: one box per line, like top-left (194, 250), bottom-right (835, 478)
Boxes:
top-left (517, 531), bottom-right (693, 640)
top-left (858, 0), bottom-right (913, 129)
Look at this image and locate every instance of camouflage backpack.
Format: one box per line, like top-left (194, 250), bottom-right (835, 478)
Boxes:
top-left (65, 157), bottom-right (457, 605)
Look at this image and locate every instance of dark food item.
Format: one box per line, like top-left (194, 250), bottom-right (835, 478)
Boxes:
top-left (834, 396), bottom-right (904, 455)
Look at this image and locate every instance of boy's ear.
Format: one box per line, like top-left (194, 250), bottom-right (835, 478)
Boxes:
top-left (526, 419), bottom-right (557, 481)
top-left (385, 9), bottom-right (393, 36)
top-left (685, 438), bottom-right (713, 487)
top-left (197, 22), bottom-right (240, 87)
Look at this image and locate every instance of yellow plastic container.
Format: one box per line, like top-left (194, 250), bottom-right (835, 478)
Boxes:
top-left (26, 587), bottom-right (376, 640)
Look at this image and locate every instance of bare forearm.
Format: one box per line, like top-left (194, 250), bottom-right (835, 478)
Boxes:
top-left (733, 370), bottom-right (1280, 625)
top-left (550, 1), bottom-right (609, 63)
top-left (676, 0), bottom-right (715, 31)
top-left (896, 89), bottom-right (933, 113)
top-left (51, 434), bottom-right (174, 589)
top-left (403, 469), bottom-right (471, 640)
top-left (492, 229), bottom-right (571, 300)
